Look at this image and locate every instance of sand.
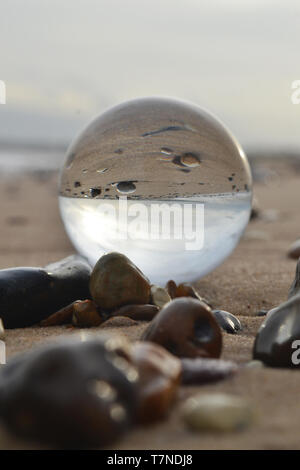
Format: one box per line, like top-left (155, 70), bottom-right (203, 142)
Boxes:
top-left (0, 158), bottom-right (299, 449)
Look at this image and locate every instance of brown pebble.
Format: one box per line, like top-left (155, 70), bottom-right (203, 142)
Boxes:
top-left (142, 298), bottom-right (222, 359)
top-left (129, 341), bottom-right (182, 423)
top-left (166, 281), bottom-right (211, 306)
top-left (100, 317), bottom-right (138, 328)
top-left (90, 253), bottom-right (151, 311)
top-left (166, 280), bottom-right (177, 299)
top-left (176, 283), bottom-right (202, 300)
top-left (111, 304), bottom-right (159, 322)
top-left (288, 239), bottom-right (300, 260)
top-left (72, 300), bottom-right (103, 327)
top-left (0, 335), bottom-right (139, 447)
top-left (40, 302), bottom-right (75, 326)
top-left (181, 358), bottom-right (238, 385)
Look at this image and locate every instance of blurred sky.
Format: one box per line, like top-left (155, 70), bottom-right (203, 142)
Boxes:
top-left (0, 0), bottom-right (300, 151)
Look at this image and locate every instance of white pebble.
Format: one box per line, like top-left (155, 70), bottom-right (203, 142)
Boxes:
top-left (182, 393), bottom-right (254, 432)
top-left (150, 285), bottom-right (171, 309)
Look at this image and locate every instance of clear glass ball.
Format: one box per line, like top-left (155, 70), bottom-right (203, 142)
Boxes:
top-left (59, 97), bottom-right (252, 284)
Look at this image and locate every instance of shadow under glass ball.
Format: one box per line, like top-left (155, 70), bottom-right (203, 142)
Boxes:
top-left (59, 97), bottom-right (252, 284)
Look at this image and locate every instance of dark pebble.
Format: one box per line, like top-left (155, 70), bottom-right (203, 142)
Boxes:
top-left (0, 255), bottom-right (91, 328)
top-left (212, 310), bottom-right (242, 334)
top-left (142, 298), bottom-right (222, 359)
top-left (181, 358), bottom-right (238, 385)
top-left (253, 294), bottom-right (300, 367)
top-left (0, 335), bottom-right (138, 447)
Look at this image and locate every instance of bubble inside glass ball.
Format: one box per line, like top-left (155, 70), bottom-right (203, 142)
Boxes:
top-left (59, 97), bottom-right (252, 284)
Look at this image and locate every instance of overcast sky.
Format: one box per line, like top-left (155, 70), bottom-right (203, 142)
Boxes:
top-left (0, 0), bottom-right (300, 150)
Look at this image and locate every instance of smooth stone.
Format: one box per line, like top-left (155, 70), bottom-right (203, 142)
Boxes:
top-left (110, 304), bottom-right (159, 322)
top-left (181, 358), bottom-right (238, 385)
top-left (0, 334), bottom-right (138, 447)
top-left (142, 298), bottom-right (222, 359)
top-left (90, 252), bottom-right (151, 311)
top-left (287, 239), bottom-right (300, 260)
top-left (175, 283), bottom-right (203, 300)
top-left (165, 280), bottom-right (211, 305)
top-left (150, 285), bottom-right (171, 309)
top-left (72, 300), bottom-right (103, 327)
top-left (129, 341), bottom-right (182, 423)
top-left (253, 294), bottom-right (300, 367)
top-left (0, 255), bottom-right (91, 328)
top-left (288, 257), bottom-right (300, 299)
top-left (212, 310), bottom-right (242, 334)
top-left (182, 393), bottom-right (253, 432)
top-left (40, 302), bottom-right (75, 326)
top-left (165, 280), bottom-right (177, 299)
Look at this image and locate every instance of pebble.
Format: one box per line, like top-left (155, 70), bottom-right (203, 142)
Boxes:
top-left (181, 393), bottom-right (253, 432)
top-left (90, 252), bottom-right (151, 311)
top-left (111, 304), bottom-right (159, 322)
top-left (181, 358), bottom-right (238, 385)
top-left (0, 255), bottom-right (91, 328)
top-left (253, 294), bottom-right (300, 367)
top-left (129, 341), bottom-right (182, 423)
top-left (142, 298), bottom-right (222, 359)
top-left (166, 280), bottom-right (178, 299)
top-left (72, 300), bottom-right (103, 327)
top-left (288, 257), bottom-right (300, 299)
top-left (40, 302), bottom-right (76, 326)
top-left (175, 283), bottom-right (203, 300)
top-left (165, 280), bottom-right (211, 306)
top-left (212, 310), bottom-right (242, 334)
top-left (287, 239), bottom-right (300, 260)
top-left (150, 285), bottom-right (171, 309)
top-left (0, 334), bottom-right (138, 446)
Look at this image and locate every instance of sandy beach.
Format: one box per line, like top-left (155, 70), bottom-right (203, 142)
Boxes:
top-left (0, 156), bottom-right (299, 449)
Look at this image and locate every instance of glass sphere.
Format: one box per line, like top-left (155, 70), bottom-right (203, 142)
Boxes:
top-left (59, 97), bottom-right (252, 284)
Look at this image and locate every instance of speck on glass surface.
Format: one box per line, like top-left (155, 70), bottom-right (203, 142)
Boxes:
top-left (59, 97), bottom-right (252, 284)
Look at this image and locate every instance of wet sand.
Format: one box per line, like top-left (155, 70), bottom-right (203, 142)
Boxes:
top-left (0, 158), bottom-right (300, 449)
